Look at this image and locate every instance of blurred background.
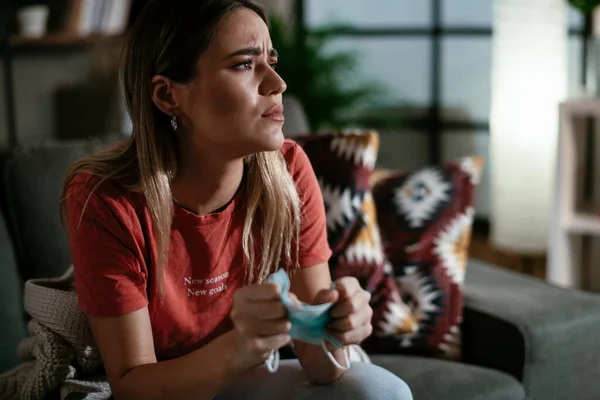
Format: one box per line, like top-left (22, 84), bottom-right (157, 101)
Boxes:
top-left (1, 0), bottom-right (600, 291)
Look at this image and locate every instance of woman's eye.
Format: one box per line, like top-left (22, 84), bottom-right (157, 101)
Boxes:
top-left (234, 60), bottom-right (279, 71)
top-left (235, 60), bottom-right (253, 70)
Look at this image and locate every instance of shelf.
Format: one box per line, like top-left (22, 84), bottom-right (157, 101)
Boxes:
top-left (9, 33), bottom-right (125, 49)
top-left (561, 97), bottom-right (600, 118)
top-left (549, 97), bottom-right (600, 290)
top-left (564, 213), bottom-right (600, 235)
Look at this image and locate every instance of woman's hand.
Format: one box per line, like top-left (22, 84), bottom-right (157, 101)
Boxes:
top-left (315, 277), bottom-right (373, 346)
top-left (230, 283), bottom-right (291, 370)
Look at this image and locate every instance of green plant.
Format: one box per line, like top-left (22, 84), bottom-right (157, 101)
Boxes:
top-left (269, 15), bottom-right (387, 131)
top-left (569, 0), bottom-right (600, 13)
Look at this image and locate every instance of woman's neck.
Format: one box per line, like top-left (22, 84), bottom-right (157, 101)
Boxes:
top-left (171, 144), bottom-right (245, 216)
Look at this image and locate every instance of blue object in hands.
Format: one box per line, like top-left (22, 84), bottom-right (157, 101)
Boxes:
top-left (265, 269), bottom-right (351, 373)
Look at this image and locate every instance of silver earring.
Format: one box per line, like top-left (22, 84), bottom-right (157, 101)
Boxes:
top-left (171, 116), bottom-right (178, 131)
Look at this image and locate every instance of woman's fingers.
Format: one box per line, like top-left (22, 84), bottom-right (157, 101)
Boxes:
top-left (328, 305), bottom-right (372, 332)
top-left (330, 289), bottom-right (371, 318)
top-left (330, 323), bottom-right (373, 346)
top-left (249, 333), bottom-right (292, 354)
top-left (244, 300), bottom-right (287, 320)
top-left (231, 284), bottom-right (293, 367)
top-left (286, 292), bottom-right (303, 308)
top-left (231, 285), bottom-right (290, 337)
top-left (234, 283), bottom-right (281, 302)
top-left (326, 285), bottom-right (374, 346)
top-left (238, 317), bottom-right (291, 337)
top-left (231, 284), bottom-right (287, 322)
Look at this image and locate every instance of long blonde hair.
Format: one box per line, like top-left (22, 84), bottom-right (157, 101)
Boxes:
top-left (61, 0), bottom-right (301, 295)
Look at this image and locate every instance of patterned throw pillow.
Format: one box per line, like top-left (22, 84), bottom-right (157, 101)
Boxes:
top-left (295, 131), bottom-right (376, 255)
top-left (371, 157), bottom-right (484, 360)
top-left (338, 190), bottom-right (420, 351)
top-left (295, 131), bottom-right (419, 348)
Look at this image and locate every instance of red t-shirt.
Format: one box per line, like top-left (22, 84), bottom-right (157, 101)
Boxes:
top-left (65, 139), bottom-right (332, 361)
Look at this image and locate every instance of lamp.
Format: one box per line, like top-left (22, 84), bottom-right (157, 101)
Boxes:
top-left (490, 0), bottom-right (568, 253)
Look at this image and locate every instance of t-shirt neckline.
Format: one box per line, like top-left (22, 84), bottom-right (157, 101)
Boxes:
top-left (172, 168), bottom-right (248, 226)
top-left (173, 190), bottom-right (242, 226)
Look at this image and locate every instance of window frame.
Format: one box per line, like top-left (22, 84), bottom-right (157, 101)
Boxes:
top-left (297, 0), bottom-right (587, 164)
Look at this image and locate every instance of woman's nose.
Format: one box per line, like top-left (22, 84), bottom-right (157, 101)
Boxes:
top-left (261, 67), bottom-right (287, 96)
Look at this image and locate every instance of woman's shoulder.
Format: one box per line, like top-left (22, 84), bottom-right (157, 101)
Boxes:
top-left (279, 138), bottom-right (298, 158)
top-left (279, 138), bottom-right (311, 174)
top-left (67, 172), bottom-right (131, 200)
top-left (65, 172), bottom-right (142, 219)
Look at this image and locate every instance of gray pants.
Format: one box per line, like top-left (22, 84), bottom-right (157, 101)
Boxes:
top-left (216, 360), bottom-right (413, 400)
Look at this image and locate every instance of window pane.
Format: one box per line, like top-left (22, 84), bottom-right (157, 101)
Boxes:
top-left (568, 6), bottom-right (584, 29)
top-left (441, 131), bottom-right (490, 217)
top-left (324, 38), bottom-right (431, 108)
top-left (443, 1), bottom-right (581, 29)
top-left (442, 0), bottom-right (492, 27)
top-left (443, 37), bottom-right (582, 120)
top-left (442, 38), bottom-right (492, 123)
top-left (306, 0), bottom-right (431, 28)
top-left (377, 131), bottom-right (430, 171)
top-left (569, 37), bottom-right (583, 96)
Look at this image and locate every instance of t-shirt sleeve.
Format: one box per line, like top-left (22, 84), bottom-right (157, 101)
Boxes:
top-left (286, 141), bottom-right (333, 268)
top-left (65, 176), bottom-right (148, 317)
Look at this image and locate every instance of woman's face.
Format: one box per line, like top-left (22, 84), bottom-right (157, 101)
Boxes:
top-left (175, 8), bottom-right (287, 158)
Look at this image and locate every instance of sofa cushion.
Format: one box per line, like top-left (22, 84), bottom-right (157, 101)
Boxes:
top-left (464, 259), bottom-right (600, 400)
top-left (371, 157), bottom-right (483, 359)
top-left (0, 210), bottom-right (27, 373)
top-left (371, 355), bottom-right (525, 400)
top-left (1, 139), bottom-right (119, 282)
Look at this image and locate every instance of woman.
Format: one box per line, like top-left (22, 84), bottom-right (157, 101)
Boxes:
top-left (62, 1), bottom-right (412, 399)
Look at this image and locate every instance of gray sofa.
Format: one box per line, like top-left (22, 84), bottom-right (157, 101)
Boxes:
top-left (1, 138), bottom-right (600, 399)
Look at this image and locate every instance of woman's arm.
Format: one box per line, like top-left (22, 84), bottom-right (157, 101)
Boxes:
top-left (90, 281), bottom-right (290, 400)
top-left (89, 307), bottom-right (246, 400)
top-left (289, 263), bottom-right (350, 384)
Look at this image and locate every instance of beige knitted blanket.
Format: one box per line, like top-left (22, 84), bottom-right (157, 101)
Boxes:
top-left (0, 267), bottom-right (111, 400)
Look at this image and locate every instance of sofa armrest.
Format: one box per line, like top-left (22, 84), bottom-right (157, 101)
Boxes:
top-left (462, 259), bottom-right (600, 400)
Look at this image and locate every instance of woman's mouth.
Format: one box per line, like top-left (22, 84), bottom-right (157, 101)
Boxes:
top-left (262, 104), bottom-right (285, 122)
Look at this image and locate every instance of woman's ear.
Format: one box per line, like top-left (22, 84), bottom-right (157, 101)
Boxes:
top-left (151, 75), bottom-right (179, 116)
